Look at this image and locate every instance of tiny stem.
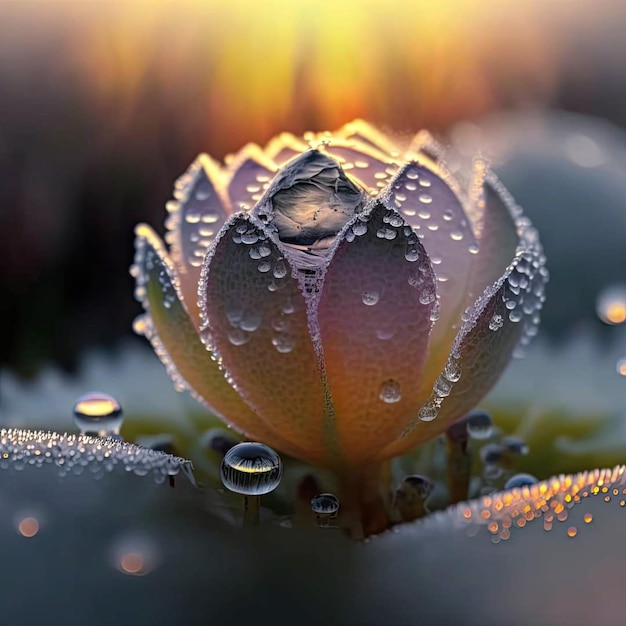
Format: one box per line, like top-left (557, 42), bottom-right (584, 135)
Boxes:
top-left (336, 461), bottom-right (392, 539)
top-left (243, 495), bottom-right (260, 527)
top-left (445, 423), bottom-right (472, 504)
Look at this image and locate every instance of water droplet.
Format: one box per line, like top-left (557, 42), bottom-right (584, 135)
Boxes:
top-left (228, 329), bottom-right (250, 346)
top-left (257, 261), bottom-right (272, 273)
top-left (480, 443), bottom-right (504, 465)
top-left (584, 513), bottom-right (593, 524)
top-left (489, 314), bottom-right (504, 331)
top-left (311, 493), bottom-right (340, 515)
top-left (399, 475), bottom-right (433, 499)
top-left (271, 335), bottom-right (295, 353)
top-left (200, 428), bottom-right (238, 456)
top-left (419, 194), bottom-right (432, 204)
top-left (362, 291), bottom-right (380, 306)
top-left (273, 260), bottom-right (288, 279)
top-left (466, 410), bottom-right (492, 439)
top-left (597, 285), bottom-right (626, 325)
top-left (500, 435), bottom-right (529, 455)
top-left (504, 473), bottom-right (538, 490)
top-left (73, 392), bottom-right (124, 437)
top-left (352, 221), bottom-right (368, 236)
top-left (220, 442), bottom-right (282, 495)
top-left (195, 183), bottom-right (211, 201)
top-left (567, 526), bottom-right (578, 538)
top-left (379, 379), bottom-right (402, 403)
top-left (405, 245), bottom-right (420, 262)
top-left (418, 400), bottom-right (438, 422)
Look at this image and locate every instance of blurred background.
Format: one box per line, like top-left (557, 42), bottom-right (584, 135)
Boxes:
top-left (3, 0), bottom-right (626, 378)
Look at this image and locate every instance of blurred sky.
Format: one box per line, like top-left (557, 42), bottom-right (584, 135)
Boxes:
top-left (3, 0), bottom-right (626, 376)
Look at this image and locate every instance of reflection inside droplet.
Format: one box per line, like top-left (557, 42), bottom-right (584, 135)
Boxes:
top-left (72, 391), bottom-right (124, 437)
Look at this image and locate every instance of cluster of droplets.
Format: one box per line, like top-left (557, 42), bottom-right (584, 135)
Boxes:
top-left (459, 465), bottom-right (626, 544)
top-left (0, 428), bottom-right (194, 484)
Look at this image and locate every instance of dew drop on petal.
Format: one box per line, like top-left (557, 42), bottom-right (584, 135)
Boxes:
top-left (379, 379), bottom-right (402, 403)
top-left (489, 314), bottom-right (504, 331)
top-left (362, 291), bottom-right (380, 306)
top-left (73, 392), bottom-right (124, 437)
top-left (220, 442), bottom-right (283, 496)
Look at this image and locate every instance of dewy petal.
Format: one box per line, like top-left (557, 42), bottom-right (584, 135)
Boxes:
top-left (334, 119), bottom-right (399, 157)
top-left (264, 132), bottom-right (310, 166)
top-left (464, 164), bottom-right (520, 303)
top-left (164, 155), bottom-right (231, 325)
top-left (316, 201), bottom-right (437, 465)
top-left (198, 214), bottom-right (335, 466)
top-left (323, 139), bottom-right (398, 192)
top-left (386, 161), bottom-right (478, 388)
top-left (381, 231), bottom-right (547, 459)
top-left (224, 143), bottom-right (278, 210)
top-left (132, 225), bottom-right (307, 459)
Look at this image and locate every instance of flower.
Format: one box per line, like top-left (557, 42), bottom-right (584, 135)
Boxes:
top-left (131, 120), bottom-right (547, 474)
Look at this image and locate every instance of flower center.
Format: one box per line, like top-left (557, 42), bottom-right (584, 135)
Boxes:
top-left (255, 150), bottom-right (365, 265)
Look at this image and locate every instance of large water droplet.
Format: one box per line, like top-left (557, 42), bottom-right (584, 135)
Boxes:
top-left (311, 493), bottom-right (340, 515)
top-left (72, 392), bottom-right (124, 437)
top-left (466, 409), bottom-right (492, 439)
top-left (220, 442), bottom-right (282, 496)
top-left (379, 379), bottom-right (402, 403)
top-left (504, 473), bottom-right (538, 490)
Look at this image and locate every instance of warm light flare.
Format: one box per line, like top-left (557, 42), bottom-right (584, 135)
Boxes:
top-left (17, 517), bottom-right (39, 538)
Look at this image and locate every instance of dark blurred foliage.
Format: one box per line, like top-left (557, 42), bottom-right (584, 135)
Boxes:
top-left (3, 1), bottom-right (626, 376)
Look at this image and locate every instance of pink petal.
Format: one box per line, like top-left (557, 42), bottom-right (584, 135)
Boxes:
top-left (387, 161), bottom-right (478, 389)
top-left (264, 132), bottom-right (309, 166)
top-left (199, 214), bottom-right (334, 466)
top-left (465, 168), bottom-right (520, 303)
top-left (323, 140), bottom-right (398, 192)
top-left (316, 201), bottom-right (437, 465)
top-left (132, 224), bottom-right (307, 461)
top-left (164, 155), bottom-right (231, 326)
top-left (380, 235), bottom-right (547, 459)
top-left (225, 145), bottom-right (277, 210)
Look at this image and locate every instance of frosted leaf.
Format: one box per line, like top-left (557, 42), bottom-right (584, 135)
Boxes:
top-left (0, 428), bottom-right (195, 484)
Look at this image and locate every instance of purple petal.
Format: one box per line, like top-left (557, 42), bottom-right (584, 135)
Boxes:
top-left (132, 225), bottom-right (306, 459)
top-left (225, 145), bottom-right (277, 209)
top-left (199, 214), bottom-right (334, 466)
top-left (164, 155), bottom-right (231, 325)
top-left (381, 233), bottom-right (547, 459)
top-left (386, 161), bottom-right (478, 379)
top-left (317, 201), bottom-right (437, 464)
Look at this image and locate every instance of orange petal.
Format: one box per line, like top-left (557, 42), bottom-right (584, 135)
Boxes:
top-left (317, 201), bottom-right (437, 465)
top-left (132, 224), bottom-right (307, 461)
top-left (380, 235), bottom-right (547, 459)
top-left (199, 214), bottom-right (335, 466)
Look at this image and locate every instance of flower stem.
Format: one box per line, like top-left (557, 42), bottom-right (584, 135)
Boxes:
top-left (336, 462), bottom-right (393, 539)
